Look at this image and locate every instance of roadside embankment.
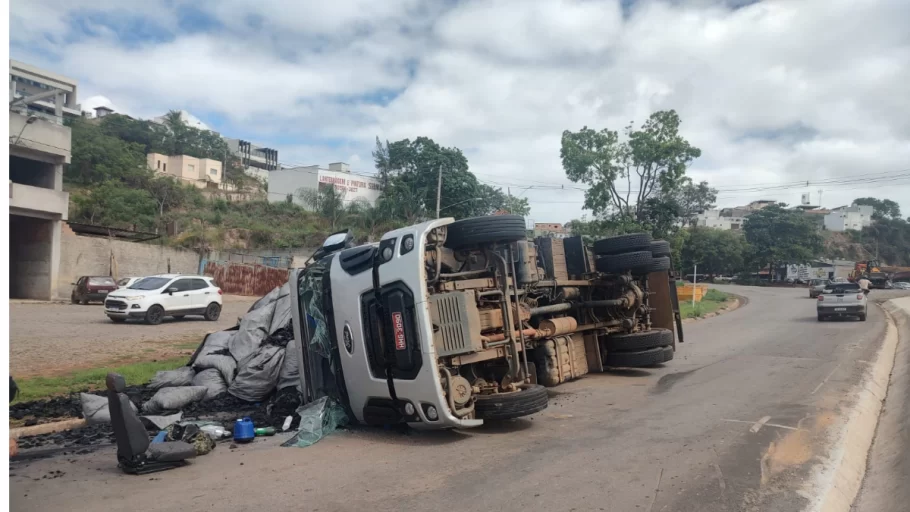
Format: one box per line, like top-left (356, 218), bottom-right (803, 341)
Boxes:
top-left (851, 297), bottom-right (910, 512)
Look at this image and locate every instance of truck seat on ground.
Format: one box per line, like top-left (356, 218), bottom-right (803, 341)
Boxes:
top-left (106, 373), bottom-right (195, 474)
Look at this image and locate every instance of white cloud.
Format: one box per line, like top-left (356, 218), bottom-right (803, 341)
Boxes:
top-left (9, 0), bottom-right (910, 221)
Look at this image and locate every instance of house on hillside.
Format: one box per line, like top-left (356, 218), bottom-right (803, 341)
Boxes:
top-left (824, 205), bottom-right (874, 232)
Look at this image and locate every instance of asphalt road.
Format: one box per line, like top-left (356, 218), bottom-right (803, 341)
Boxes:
top-left (11, 286), bottom-right (908, 512)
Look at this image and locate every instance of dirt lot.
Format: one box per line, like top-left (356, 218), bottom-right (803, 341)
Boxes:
top-left (9, 295), bottom-right (257, 378)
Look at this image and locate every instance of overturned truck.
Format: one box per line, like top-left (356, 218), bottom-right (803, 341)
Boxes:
top-left (290, 215), bottom-right (683, 429)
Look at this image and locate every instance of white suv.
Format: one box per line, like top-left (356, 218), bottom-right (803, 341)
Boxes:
top-left (104, 274), bottom-right (223, 325)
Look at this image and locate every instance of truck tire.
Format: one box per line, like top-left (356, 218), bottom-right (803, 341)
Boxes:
top-left (650, 240), bottom-right (671, 257)
top-left (444, 215), bottom-right (527, 249)
top-left (639, 256), bottom-right (671, 274)
top-left (605, 346), bottom-right (673, 368)
top-left (604, 329), bottom-right (673, 351)
top-left (595, 251), bottom-right (653, 274)
top-left (593, 233), bottom-right (652, 256)
top-left (474, 384), bottom-right (548, 420)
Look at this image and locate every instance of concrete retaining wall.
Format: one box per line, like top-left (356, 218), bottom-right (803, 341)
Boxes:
top-left (57, 229), bottom-right (200, 299)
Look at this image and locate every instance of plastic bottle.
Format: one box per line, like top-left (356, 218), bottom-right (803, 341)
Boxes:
top-left (254, 426), bottom-right (276, 437)
top-left (200, 425), bottom-right (228, 439)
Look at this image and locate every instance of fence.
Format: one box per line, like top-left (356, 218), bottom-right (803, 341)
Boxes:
top-left (204, 261), bottom-right (289, 296)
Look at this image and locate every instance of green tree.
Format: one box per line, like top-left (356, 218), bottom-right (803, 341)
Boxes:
top-left (852, 197), bottom-right (902, 220)
top-left (680, 227), bottom-right (748, 277)
top-left (743, 204), bottom-right (823, 278)
top-left (66, 118), bottom-right (148, 186)
top-left (298, 184), bottom-right (348, 229)
top-left (70, 182), bottom-right (158, 230)
top-left (560, 110), bottom-right (702, 223)
top-left (372, 136), bottom-right (511, 219)
top-left (501, 195), bottom-right (531, 216)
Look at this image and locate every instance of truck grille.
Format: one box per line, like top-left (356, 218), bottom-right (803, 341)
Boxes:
top-left (429, 292), bottom-right (481, 357)
top-left (105, 300), bottom-right (127, 311)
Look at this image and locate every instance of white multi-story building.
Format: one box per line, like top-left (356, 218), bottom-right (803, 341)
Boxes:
top-left (824, 205), bottom-right (874, 232)
top-left (268, 162), bottom-right (382, 208)
top-left (694, 208), bottom-right (748, 230)
top-left (9, 59), bottom-right (82, 122)
top-left (224, 137), bottom-right (278, 183)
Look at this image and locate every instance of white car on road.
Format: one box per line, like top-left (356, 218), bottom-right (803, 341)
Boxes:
top-left (104, 274), bottom-right (223, 325)
top-left (817, 281), bottom-right (867, 322)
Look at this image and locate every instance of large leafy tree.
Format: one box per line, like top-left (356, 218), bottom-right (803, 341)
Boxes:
top-left (560, 110), bottom-right (702, 224)
top-left (372, 136), bottom-right (513, 220)
top-left (679, 227), bottom-right (748, 276)
top-left (67, 118), bottom-right (148, 186)
top-left (852, 197), bottom-right (902, 220)
top-left (743, 203), bottom-right (823, 277)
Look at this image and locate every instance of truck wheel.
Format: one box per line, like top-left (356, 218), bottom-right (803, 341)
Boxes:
top-left (639, 256), bottom-right (671, 274)
top-left (475, 384), bottom-right (548, 421)
top-left (595, 251), bottom-right (653, 274)
top-left (604, 329), bottom-right (673, 351)
top-left (444, 215), bottom-right (528, 249)
top-left (593, 233), bottom-right (652, 256)
top-left (605, 346), bottom-right (672, 368)
top-left (650, 240), bottom-right (671, 257)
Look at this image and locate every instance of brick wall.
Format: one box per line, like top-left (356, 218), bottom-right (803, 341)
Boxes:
top-left (58, 232), bottom-right (200, 298)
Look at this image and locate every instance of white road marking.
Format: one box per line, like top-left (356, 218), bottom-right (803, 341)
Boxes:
top-left (721, 418), bottom-right (802, 431)
top-left (811, 360), bottom-right (844, 395)
top-left (750, 416), bottom-right (772, 433)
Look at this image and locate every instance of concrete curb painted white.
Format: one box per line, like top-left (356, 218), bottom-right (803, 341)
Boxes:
top-left (808, 301), bottom-right (902, 512)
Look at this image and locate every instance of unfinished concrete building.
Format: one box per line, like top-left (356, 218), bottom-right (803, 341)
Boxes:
top-left (9, 61), bottom-right (75, 300)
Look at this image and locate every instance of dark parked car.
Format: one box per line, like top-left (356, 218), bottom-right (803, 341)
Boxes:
top-left (71, 276), bottom-right (118, 304)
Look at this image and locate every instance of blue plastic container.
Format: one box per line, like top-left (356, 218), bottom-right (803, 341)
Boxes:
top-left (234, 417), bottom-right (255, 443)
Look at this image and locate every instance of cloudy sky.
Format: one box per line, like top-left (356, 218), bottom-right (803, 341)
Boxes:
top-left (10, 0), bottom-right (910, 222)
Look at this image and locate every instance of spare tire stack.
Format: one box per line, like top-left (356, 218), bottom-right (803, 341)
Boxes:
top-left (593, 233), bottom-right (675, 367)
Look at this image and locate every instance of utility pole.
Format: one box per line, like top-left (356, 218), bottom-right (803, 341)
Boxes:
top-left (435, 164), bottom-right (443, 218)
top-left (508, 187), bottom-right (513, 214)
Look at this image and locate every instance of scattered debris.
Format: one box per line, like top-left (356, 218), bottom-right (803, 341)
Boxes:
top-left (11, 284), bottom-right (307, 456)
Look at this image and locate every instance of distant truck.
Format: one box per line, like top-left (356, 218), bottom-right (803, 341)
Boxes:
top-left (290, 216), bottom-right (683, 429)
top-left (849, 260), bottom-right (892, 289)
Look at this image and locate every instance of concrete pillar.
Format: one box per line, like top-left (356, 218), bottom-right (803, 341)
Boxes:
top-left (49, 219), bottom-right (62, 300)
top-left (54, 91), bottom-right (63, 118)
top-left (53, 163), bottom-right (63, 191)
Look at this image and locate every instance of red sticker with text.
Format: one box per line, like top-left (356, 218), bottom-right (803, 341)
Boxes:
top-left (392, 312), bottom-right (406, 350)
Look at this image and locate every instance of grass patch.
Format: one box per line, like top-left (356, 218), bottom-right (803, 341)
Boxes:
top-left (680, 288), bottom-right (733, 319)
top-left (13, 356), bottom-right (187, 403)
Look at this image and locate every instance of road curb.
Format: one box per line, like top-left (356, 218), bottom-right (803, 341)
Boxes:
top-left (681, 293), bottom-right (747, 324)
top-left (810, 300), bottom-right (903, 512)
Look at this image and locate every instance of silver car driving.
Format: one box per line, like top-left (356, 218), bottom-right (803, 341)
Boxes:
top-left (808, 278), bottom-right (828, 298)
top-left (817, 282), bottom-right (867, 321)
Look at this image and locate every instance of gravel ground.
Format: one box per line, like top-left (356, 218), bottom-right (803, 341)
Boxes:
top-left (10, 295), bottom-right (257, 378)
